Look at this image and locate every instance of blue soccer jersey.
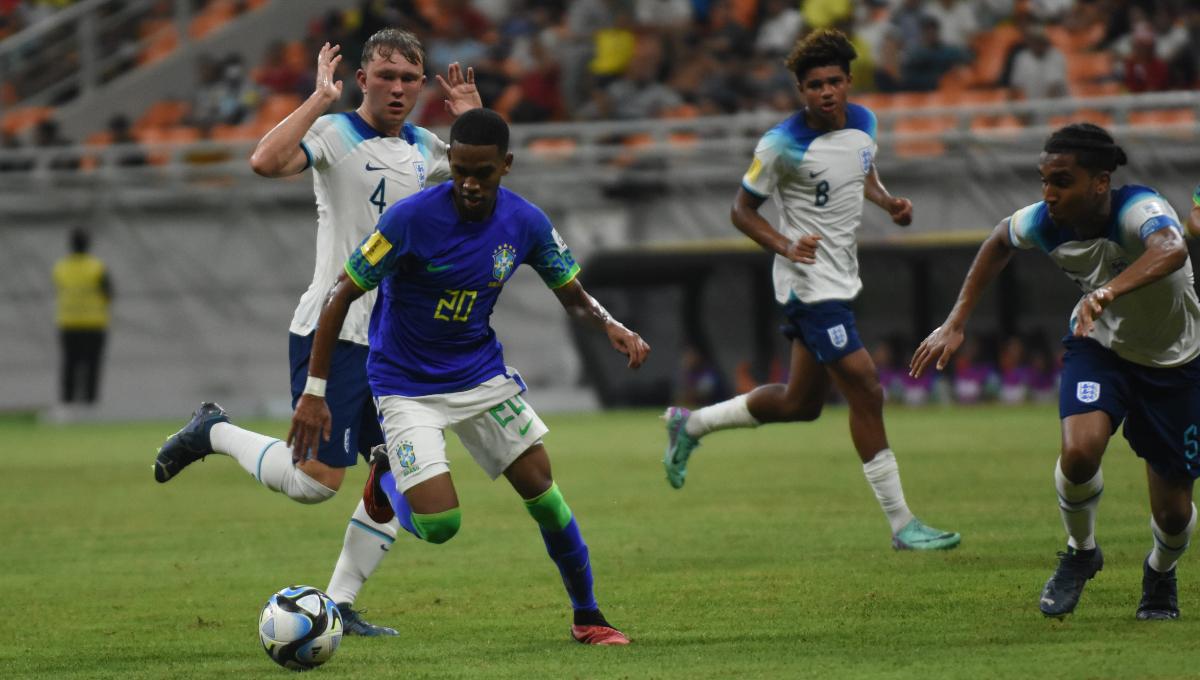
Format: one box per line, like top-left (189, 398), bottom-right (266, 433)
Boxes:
top-left (344, 183), bottom-right (581, 396)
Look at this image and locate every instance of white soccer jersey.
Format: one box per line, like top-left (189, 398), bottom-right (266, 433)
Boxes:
top-left (290, 112), bottom-right (450, 345)
top-left (1009, 185), bottom-right (1200, 367)
top-left (742, 103), bottom-right (878, 304)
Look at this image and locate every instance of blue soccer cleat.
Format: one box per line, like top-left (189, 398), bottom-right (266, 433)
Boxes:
top-left (337, 603), bottom-right (399, 637)
top-left (1136, 556), bottom-right (1179, 621)
top-left (662, 406), bottom-right (700, 489)
top-left (892, 517), bottom-right (961, 551)
top-left (1039, 545), bottom-right (1103, 618)
top-left (154, 402), bottom-right (229, 483)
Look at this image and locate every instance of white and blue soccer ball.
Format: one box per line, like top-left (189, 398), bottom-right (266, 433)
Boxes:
top-left (258, 585), bottom-right (343, 671)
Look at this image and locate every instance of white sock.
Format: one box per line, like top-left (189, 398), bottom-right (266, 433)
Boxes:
top-left (326, 500), bottom-right (400, 605)
top-left (1149, 504), bottom-right (1196, 573)
top-left (210, 422), bottom-right (334, 504)
top-left (862, 449), bottom-right (914, 533)
top-left (685, 394), bottom-right (759, 438)
top-left (1055, 458), bottom-right (1103, 551)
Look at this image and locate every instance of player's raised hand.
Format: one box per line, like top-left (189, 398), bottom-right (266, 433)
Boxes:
top-left (889, 197), bottom-right (913, 227)
top-left (436, 62), bottom-right (481, 116)
top-left (784, 234), bottom-right (821, 264)
top-left (288, 394), bottom-right (332, 462)
top-left (1073, 286), bottom-right (1113, 337)
top-left (909, 325), bottom-right (964, 378)
top-left (314, 42), bottom-right (344, 102)
top-left (608, 324), bottom-right (650, 369)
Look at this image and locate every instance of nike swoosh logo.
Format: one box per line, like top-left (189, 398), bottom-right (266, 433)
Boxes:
top-left (365, 162), bottom-right (386, 171)
top-left (426, 263), bottom-right (453, 272)
top-left (1041, 597), bottom-right (1055, 605)
top-left (809, 169), bottom-right (827, 178)
top-left (518, 419), bottom-right (533, 436)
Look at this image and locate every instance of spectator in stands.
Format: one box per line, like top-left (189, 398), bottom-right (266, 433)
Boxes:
top-left (560, 0), bottom-right (613, 115)
top-left (1008, 22), bottom-right (1068, 99)
top-left (950, 337), bottom-right (998, 404)
top-left (925, 0), bottom-right (980, 51)
top-left (106, 114), bottom-right (147, 167)
top-left (755, 0), bottom-right (804, 56)
top-left (674, 344), bottom-right (725, 409)
top-left (588, 7), bottom-right (637, 88)
top-left (257, 40), bottom-right (306, 96)
top-left (997, 335), bottom-right (1033, 404)
top-left (186, 55), bottom-right (225, 128)
top-left (587, 41), bottom-right (683, 120)
top-left (427, 14), bottom-right (488, 79)
top-left (0, 129), bottom-right (33, 172)
top-left (53, 228), bottom-right (113, 407)
top-left (900, 15), bottom-right (972, 91)
top-left (873, 26), bottom-right (906, 93)
top-left (214, 54), bottom-right (260, 126)
top-left (1122, 22), bottom-right (1170, 92)
top-left (33, 118), bottom-right (79, 171)
top-left (871, 339), bottom-right (904, 403)
top-left (802, 0), bottom-right (853, 31)
top-left (507, 40), bottom-right (566, 123)
top-left (889, 0), bottom-right (929, 53)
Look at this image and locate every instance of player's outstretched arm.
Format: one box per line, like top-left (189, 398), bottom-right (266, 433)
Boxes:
top-left (1073, 225), bottom-right (1188, 337)
top-left (288, 273), bottom-right (365, 461)
top-left (435, 62), bottom-right (481, 117)
top-left (249, 42), bottom-right (344, 178)
top-left (864, 164), bottom-right (912, 226)
top-left (731, 187), bottom-right (820, 264)
top-left (552, 279), bottom-right (650, 369)
top-left (910, 219), bottom-right (1015, 377)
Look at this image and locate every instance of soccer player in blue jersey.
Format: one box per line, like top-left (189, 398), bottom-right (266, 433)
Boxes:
top-left (289, 108), bottom-right (649, 645)
top-left (911, 123), bottom-right (1200, 620)
top-left (153, 29), bottom-right (480, 635)
top-left (661, 29), bottom-right (960, 551)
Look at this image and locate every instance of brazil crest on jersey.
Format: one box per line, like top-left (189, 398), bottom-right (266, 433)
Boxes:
top-left (345, 183), bottom-right (581, 396)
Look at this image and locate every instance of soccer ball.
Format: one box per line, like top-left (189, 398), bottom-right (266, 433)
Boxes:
top-left (258, 585), bottom-right (343, 671)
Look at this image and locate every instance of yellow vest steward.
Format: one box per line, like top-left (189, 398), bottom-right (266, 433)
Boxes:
top-left (54, 254), bottom-right (109, 329)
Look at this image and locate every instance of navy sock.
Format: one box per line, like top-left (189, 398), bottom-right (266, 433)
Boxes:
top-left (541, 517), bottom-right (597, 612)
top-left (380, 470), bottom-right (421, 539)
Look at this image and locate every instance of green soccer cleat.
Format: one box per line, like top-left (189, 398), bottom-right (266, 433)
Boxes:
top-left (662, 406), bottom-right (700, 489)
top-left (892, 517), bottom-right (961, 551)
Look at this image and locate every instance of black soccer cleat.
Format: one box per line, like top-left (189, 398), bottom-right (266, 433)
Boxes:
top-left (337, 603), bottom-right (398, 637)
top-left (1136, 556), bottom-right (1180, 620)
top-left (153, 402), bottom-right (229, 483)
top-left (1039, 545), bottom-right (1103, 618)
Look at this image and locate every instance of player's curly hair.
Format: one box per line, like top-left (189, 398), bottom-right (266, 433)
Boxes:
top-left (451, 108), bottom-right (509, 154)
top-left (361, 28), bottom-right (425, 69)
top-left (785, 29), bottom-right (856, 82)
top-left (1043, 123), bottom-right (1128, 173)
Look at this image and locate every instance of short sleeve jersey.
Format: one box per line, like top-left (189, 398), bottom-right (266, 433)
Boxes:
top-left (289, 112), bottom-right (450, 346)
top-left (344, 183), bottom-right (581, 397)
top-left (1009, 185), bottom-right (1200, 367)
top-left (741, 103), bottom-right (878, 304)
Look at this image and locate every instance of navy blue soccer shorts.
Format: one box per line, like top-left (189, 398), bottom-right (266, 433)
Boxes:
top-left (1059, 335), bottom-right (1200, 480)
top-left (288, 332), bottom-right (384, 468)
top-left (779, 297), bottom-right (864, 365)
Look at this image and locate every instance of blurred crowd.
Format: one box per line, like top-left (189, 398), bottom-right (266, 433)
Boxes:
top-left (674, 333), bottom-right (1063, 410)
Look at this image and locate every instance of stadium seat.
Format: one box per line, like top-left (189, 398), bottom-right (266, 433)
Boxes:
top-left (1048, 109), bottom-right (1114, 129)
top-left (893, 115), bottom-right (957, 157)
top-left (854, 93), bottom-right (894, 112)
top-left (1071, 81), bottom-right (1123, 98)
top-left (255, 94), bottom-right (303, 128)
top-left (138, 21), bottom-right (179, 66)
top-left (527, 137), bottom-right (578, 161)
top-left (1065, 52), bottom-right (1114, 86)
top-left (1, 106), bottom-right (54, 135)
top-left (137, 100), bottom-right (190, 130)
top-left (189, 0), bottom-right (239, 39)
top-left (971, 24), bottom-right (1022, 86)
top-left (1128, 109), bottom-right (1196, 139)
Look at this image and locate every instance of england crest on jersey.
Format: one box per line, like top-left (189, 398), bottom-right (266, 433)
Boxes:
top-left (1076, 381), bottom-right (1101, 403)
top-left (413, 159), bottom-right (426, 187)
top-left (827, 324), bottom-right (848, 349)
top-left (859, 147), bottom-right (873, 173)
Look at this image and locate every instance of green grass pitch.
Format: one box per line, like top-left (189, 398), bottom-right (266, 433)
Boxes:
top-left (4, 405), bottom-right (1197, 679)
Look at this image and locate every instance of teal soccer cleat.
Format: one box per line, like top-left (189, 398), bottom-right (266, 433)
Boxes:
top-left (662, 407), bottom-right (700, 489)
top-left (337, 603), bottom-right (399, 637)
top-left (892, 517), bottom-right (961, 551)
top-left (154, 402), bottom-right (229, 483)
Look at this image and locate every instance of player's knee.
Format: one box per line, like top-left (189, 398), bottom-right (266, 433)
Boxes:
top-left (412, 507), bottom-right (462, 544)
top-left (1154, 508), bottom-right (1192, 536)
top-left (1058, 445), bottom-right (1102, 481)
top-left (285, 468), bottom-right (337, 504)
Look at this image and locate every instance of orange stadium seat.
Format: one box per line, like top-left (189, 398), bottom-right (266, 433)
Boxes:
top-left (527, 137), bottom-right (578, 161)
top-left (1065, 52), bottom-right (1114, 86)
top-left (971, 24), bottom-right (1022, 86)
top-left (255, 94), bottom-right (302, 128)
top-left (853, 93), bottom-right (894, 112)
top-left (1048, 109), bottom-right (1114, 129)
top-left (139, 22), bottom-right (179, 66)
top-left (893, 115), bottom-right (957, 157)
top-left (1071, 81), bottom-right (1123, 98)
top-left (189, 0), bottom-right (238, 39)
top-left (1, 106), bottom-right (53, 134)
top-left (1128, 109), bottom-right (1196, 127)
top-left (137, 100), bottom-right (190, 130)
